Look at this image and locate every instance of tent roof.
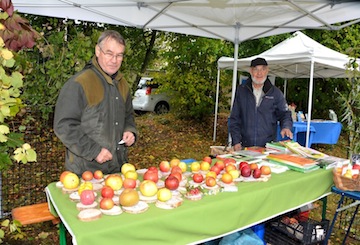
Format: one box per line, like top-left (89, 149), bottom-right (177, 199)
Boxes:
top-left (12, 0), bottom-right (360, 43)
top-left (217, 31), bottom-right (358, 78)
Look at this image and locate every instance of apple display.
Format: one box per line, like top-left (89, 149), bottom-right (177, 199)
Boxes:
top-left (139, 180), bottom-right (158, 197)
top-left (80, 190), bottom-right (95, 205)
top-left (171, 166), bottom-right (182, 174)
top-left (223, 158), bottom-right (236, 166)
top-left (159, 161), bottom-right (170, 172)
top-left (192, 173), bottom-right (204, 183)
top-left (239, 161), bottom-right (249, 170)
top-left (353, 164), bottom-right (360, 171)
top-left (101, 186), bottom-right (115, 198)
top-left (78, 181), bottom-right (93, 195)
top-left (100, 197), bottom-right (115, 210)
top-left (169, 172), bottom-right (182, 182)
top-left (165, 175), bottom-right (180, 190)
top-left (93, 170), bottom-right (104, 180)
top-left (148, 166), bottom-right (158, 172)
top-left (121, 163), bottom-right (136, 175)
top-left (105, 174), bottom-right (123, 191)
top-left (206, 171), bottom-right (217, 179)
top-left (249, 163), bottom-right (259, 171)
top-left (63, 172), bottom-right (80, 189)
top-left (119, 188), bottom-right (139, 207)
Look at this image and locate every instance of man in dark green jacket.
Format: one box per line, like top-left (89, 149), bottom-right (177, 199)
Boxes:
top-left (54, 30), bottom-right (137, 176)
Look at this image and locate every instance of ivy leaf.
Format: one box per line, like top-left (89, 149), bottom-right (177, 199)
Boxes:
top-left (0, 125), bottom-right (9, 134)
top-left (26, 148), bottom-right (37, 162)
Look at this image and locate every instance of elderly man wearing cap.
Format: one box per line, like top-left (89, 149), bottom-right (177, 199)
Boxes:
top-left (229, 57), bottom-right (293, 150)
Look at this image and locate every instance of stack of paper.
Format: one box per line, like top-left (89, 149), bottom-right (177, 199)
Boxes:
top-left (265, 141), bottom-right (291, 153)
top-left (283, 142), bottom-right (327, 160)
top-left (316, 156), bottom-right (350, 170)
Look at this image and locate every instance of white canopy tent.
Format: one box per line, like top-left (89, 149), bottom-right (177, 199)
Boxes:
top-left (214, 31), bottom-right (360, 146)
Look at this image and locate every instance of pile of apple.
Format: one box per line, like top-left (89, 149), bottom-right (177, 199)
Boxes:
top-left (238, 162), bottom-right (271, 179)
top-left (336, 163), bottom-right (360, 180)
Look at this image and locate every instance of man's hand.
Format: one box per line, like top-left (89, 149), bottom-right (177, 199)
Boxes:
top-left (280, 128), bottom-right (293, 139)
top-left (233, 143), bottom-right (242, 151)
top-left (122, 131), bottom-right (135, 146)
top-left (95, 148), bottom-right (113, 164)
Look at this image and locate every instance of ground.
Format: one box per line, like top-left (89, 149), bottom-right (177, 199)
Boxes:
top-left (3, 112), bottom-right (358, 244)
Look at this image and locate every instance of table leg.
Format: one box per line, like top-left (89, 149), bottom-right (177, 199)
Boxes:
top-left (341, 202), bottom-right (359, 245)
top-left (59, 222), bottom-right (67, 245)
top-left (324, 194), bottom-right (345, 243)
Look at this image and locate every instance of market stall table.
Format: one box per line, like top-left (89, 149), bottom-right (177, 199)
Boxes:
top-left (46, 169), bottom-right (333, 245)
top-left (300, 121), bottom-right (342, 145)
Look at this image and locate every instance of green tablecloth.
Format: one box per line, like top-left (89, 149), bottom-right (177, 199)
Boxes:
top-left (45, 169), bottom-right (333, 245)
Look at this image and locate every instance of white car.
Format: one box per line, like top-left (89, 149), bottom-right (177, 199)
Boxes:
top-left (132, 77), bottom-right (170, 114)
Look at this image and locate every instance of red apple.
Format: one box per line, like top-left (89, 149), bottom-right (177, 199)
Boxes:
top-left (82, 170), bottom-right (93, 181)
top-left (100, 197), bottom-right (114, 210)
top-left (101, 186), bottom-right (114, 198)
top-left (159, 161), bottom-right (170, 172)
top-left (148, 166), bottom-right (158, 172)
top-left (241, 166), bottom-right (251, 177)
top-left (203, 156), bottom-right (212, 164)
top-left (192, 173), bottom-right (204, 183)
top-left (165, 175), bottom-right (180, 190)
top-left (123, 178), bottom-right (137, 189)
top-left (93, 170), bottom-right (103, 179)
top-left (215, 160), bottom-right (225, 170)
top-left (223, 158), bottom-right (236, 166)
top-left (239, 161), bottom-right (249, 170)
top-left (210, 165), bottom-right (221, 175)
top-left (252, 168), bottom-right (261, 179)
top-left (205, 176), bottom-right (216, 187)
top-left (143, 170), bottom-right (159, 183)
top-left (170, 172), bottom-right (182, 182)
top-left (171, 166), bottom-right (182, 174)
top-left (352, 164), bottom-right (360, 170)
top-left (80, 190), bottom-right (95, 205)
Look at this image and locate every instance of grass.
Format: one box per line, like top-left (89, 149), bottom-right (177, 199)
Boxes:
top-left (4, 112), bottom-right (359, 244)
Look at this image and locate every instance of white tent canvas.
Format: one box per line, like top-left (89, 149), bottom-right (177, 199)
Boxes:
top-left (214, 31), bottom-right (360, 146)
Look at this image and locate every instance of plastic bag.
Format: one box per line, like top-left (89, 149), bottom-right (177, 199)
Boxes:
top-left (218, 228), bottom-right (264, 245)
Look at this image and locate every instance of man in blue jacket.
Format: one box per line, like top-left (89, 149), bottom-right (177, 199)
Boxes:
top-left (229, 57), bottom-right (293, 150)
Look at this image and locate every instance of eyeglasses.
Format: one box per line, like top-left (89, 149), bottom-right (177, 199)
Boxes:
top-left (251, 67), bottom-right (268, 73)
top-left (98, 46), bottom-right (124, 60)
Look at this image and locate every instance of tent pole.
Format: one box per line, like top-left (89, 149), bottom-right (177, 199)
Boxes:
top-left (306, 59), bottom-right (315, 147)
top-left (213, 68), bottom-right (221, 142)
top-left (228, 23), bottom-right (240, 146)
top-left (284, 78), bottom-right (287, 98)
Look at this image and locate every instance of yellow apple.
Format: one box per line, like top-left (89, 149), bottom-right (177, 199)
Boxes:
top-left (178, 161), bottom-right (187, 173)
top-left (170, 158), bottom-right (180, 167)
top-left (63, 172), bottom-right (80, 189)
top-left (229, 169), bottom-right (240, 179)
top-left (206, 171), bottom-right (217, 179)
top-left (190, 161), bottom-right (201, 172)
top-left (157, 188), bottom-right (172, 202)
top-left (200, 161), bottom-right (211, 171)
top-left (121, 163), bottom-right (136, 175)
top-left (125, 170), bottom-right (138, 180)
top-left (139, 180), bottom-right (158, 197)
top-left (78, 181), bottom-right (93, 195)
top-left (105, 174), bottom-right (123, 190)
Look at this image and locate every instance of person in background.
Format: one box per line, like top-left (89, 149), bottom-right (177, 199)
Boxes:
top-left (54, 30), bottom-right (137, 176)
top-left (229, 57), bottom-right (293, 150)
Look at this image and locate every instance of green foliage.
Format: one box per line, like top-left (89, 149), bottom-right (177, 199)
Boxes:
top-left (0, 219), bottom-right (25, 243)
top-left (160, 33), bottom-right (233, 120)
top-left (336, 49), bottom-right (360, 156)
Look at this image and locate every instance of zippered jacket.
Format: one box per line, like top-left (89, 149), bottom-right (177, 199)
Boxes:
top-left (229, 78), bottom-right (292, 147)
top-left (54, 56), bottom-right (137, 175)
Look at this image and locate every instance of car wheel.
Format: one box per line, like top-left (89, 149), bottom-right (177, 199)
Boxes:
top-left (154, 102), bottom-right (169, 114)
